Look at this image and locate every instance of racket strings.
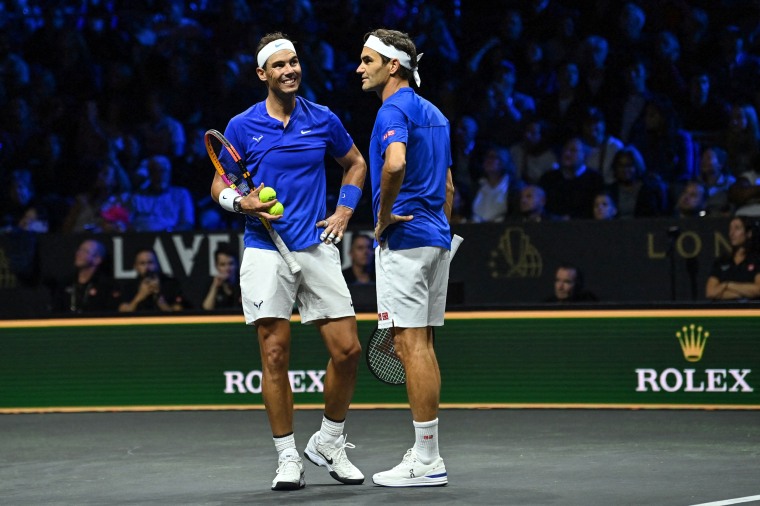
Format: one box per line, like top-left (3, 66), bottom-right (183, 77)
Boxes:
top-left (225, 172), bottom-right (251, 195)
top-left (367, 328), bottom-right (406, 384)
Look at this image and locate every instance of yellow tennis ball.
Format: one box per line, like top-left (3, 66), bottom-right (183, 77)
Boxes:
top-left (269, 202), bottom-right (284, 216)
top-left (260, 187), bottom-right (277, 202)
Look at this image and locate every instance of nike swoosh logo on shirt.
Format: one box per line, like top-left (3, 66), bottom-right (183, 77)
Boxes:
top-left (301, 129), bottom-right (312, 134)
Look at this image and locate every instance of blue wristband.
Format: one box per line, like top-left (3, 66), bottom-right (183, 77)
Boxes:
top-left (337, 184), bottom-right (362, 210)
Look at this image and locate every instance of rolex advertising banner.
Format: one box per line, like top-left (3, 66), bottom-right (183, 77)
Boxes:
top-left (1, 310), bottom-right (757, 412)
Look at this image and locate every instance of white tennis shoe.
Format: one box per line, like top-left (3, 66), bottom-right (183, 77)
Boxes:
top-left (271, 448), bottom-right (305, 491)
top-left (372, 448), bottom-right (448, 487)
top-left (304, 431), bottom-right (365, 484)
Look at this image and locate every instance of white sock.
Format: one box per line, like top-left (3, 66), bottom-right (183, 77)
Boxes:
top-left (273, 433), bottom-right (296, 457)
top-left (318, 415), bottom-right (344, 445)
top-left (413, 418), bottom-right (439, 464)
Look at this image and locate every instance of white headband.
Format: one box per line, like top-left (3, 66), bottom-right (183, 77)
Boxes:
top-left (257, 39), bottom-right (297, 68)
top-left (364, 35), bottom-right (423, 86)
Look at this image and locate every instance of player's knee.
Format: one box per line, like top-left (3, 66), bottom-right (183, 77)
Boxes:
top-left (261, 344), bottom-right (289, 372)
top-left (332, 341), bottom-right (362, 369)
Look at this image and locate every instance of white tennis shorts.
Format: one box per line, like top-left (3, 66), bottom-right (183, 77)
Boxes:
top-left (375, 244), bottom-right (450, 329)
top-left (240, 243), bottom-right (355, 325)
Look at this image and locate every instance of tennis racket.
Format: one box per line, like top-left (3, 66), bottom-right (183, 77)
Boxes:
top-left (205, 129), bottom-right (301, 275)
top-left (366, 234), bottom-right (463, 385)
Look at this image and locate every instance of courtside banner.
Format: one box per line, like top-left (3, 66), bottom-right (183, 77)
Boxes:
top-left (1, 310), bottom-right (758, 412)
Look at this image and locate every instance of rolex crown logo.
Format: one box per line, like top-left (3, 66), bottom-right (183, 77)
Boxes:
top-left (675, 324), bottom-right (709, 362)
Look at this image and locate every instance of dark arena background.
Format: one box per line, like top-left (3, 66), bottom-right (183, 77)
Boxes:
top-left (1, 1), bottom-right (760, 505)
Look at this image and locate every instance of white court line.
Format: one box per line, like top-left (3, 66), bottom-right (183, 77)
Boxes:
top-left (689, 495), bottom-right (760, 506)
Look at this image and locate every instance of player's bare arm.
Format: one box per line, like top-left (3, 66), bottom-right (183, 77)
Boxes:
top-left (444, 168), bottom-right (454, 222)
top-left (375, 141), bottom-right (412, 242)
top-left (318, 144), bottom-right (367, 244)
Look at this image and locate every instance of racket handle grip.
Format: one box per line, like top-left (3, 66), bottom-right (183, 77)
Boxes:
top-left (268, 230), bottom-right (301, 274)
top-left (450, 234), bottom-right (464, 259)
top-left (281, 251), bottom-right (302, 274)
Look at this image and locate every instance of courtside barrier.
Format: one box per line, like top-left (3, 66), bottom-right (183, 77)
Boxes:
top-left (1, 309), bottom-right (758, 413)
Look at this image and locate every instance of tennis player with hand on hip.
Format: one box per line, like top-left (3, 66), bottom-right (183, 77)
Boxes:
top-left (210, 32), bottom-right (367, 491)
top-left (357, 28), bottom-right (455, 487)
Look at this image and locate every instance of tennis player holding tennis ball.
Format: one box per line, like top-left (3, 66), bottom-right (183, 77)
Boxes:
top-left (211, 32), bottom-right (368, 491)
top-left (358, 29), bottom-right (454, 487)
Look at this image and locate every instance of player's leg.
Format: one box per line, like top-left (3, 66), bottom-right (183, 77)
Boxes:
top-left (394, 326), bottom-right (440, 422)
top-left (240, 248), bottom-right (304, 491)
top-left (317, 316), bottom-right (361, 420)
top-left (257, 318), bottom-right (295, 435)
top-left (294, 245), bottom-right (364, 484)
top-left (372, 246), bottom-right (448, 487)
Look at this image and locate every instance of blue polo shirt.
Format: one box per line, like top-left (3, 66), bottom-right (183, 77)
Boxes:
top-left (369, 87), bottom-right (452, 250)
top-left (224, 97), bottom-right (353, 251)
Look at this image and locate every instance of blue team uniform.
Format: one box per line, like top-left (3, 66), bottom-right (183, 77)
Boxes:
top-left (224, 97), bottom-right (354, 252)
top-left (369, 87), bottom-right (452, 250)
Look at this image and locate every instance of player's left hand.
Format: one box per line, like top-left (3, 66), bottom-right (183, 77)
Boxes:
top-left (374, 213), bottom-right (413, 244)
top-left (317, 206), bottom-right (353, 244)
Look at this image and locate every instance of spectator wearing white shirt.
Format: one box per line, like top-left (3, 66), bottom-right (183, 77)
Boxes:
top-left (472, 146), bottom-right (521, 222)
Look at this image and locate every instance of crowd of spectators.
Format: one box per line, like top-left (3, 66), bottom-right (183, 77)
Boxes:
top-left (2, 0), bottom-right (760, 234)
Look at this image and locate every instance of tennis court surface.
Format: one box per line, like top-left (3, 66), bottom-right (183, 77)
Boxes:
top-left (1, 408), bottom-right (758, 505)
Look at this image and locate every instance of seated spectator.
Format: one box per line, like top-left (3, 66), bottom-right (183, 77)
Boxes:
top-left (52, 239), bottom-right (120, 314)
top-left (538, 60), bottom-right (587, 145)
top-left (593, 191), bottom-right (618, 220)
top-left (201, 243), bottom-right (241, 310)
top-left (516, 38), bottom-right (555, 101)
top-left (451, 115), bottom-right (481, 219)
top-left (679, 70), bottom-right (730, 138)
top-left (0, 169), bottom-right (51, 234)
top-left (679, 6), bottom-right (710, 73)
top-left (118, 248), bottom-right (188, 312)
top-left (580, 107), bottom-right (623, 186)
top-left (705, 216), bottom-right (760, 301)
top-left (509, 118), bottom-right (557, 185)
top-left (648, 30), bottom-right (688, 102)
top-left (724, 102), bottom-right (760, 177)
top-left (538, 137), bottom-right (604, 219)
top-left (674, 180), bottom-right (707, 218)
top-left (697, 146), bottom-right (735, 216)
top-left (605, 56), bottom-right (654, 145)
top-left (576, 34), bottom-right (613, 108)
top-left (342, 233), bottom-right (375, 285)
top-left (728, 151), bottom-right (760, 217)
top-left (140, 91), bottom-right (186, 160)
top-left (606, 146), bottom-right (669, 219)
top-left (129, 155), bottom-right (194, 232)
top-left (475, 60), bottom-right (536, 147)
top-left (544, 264), bottom-right (598, 303)
top-left (628, 95), bottom-right (696, 184)
top-left (467, 9), bottom-right (525, 77)
top-left (471, 146), bottom-right (521, 222)
top-left (516, 184), bottom-right (560, 222)
top-left (609, 3), bottom-right (652, 66)
top-left (62, 159), bottom-right (132, 233)
top-left (708, 25), bottom-right (760, 105)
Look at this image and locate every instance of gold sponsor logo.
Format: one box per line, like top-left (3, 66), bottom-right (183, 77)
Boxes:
top-left (676, 324), bottom-right (709, 362)
top-left (489, 228), bottom-right (542, 278)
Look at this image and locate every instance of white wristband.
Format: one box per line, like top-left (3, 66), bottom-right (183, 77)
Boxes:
top-left (219, 187), bottom-right (239, 213)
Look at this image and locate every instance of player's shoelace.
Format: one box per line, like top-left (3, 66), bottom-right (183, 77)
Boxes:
top-left (328, 436), bottom-right (356, 465)
top-left (276, 453), bottom-right (301, 474)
